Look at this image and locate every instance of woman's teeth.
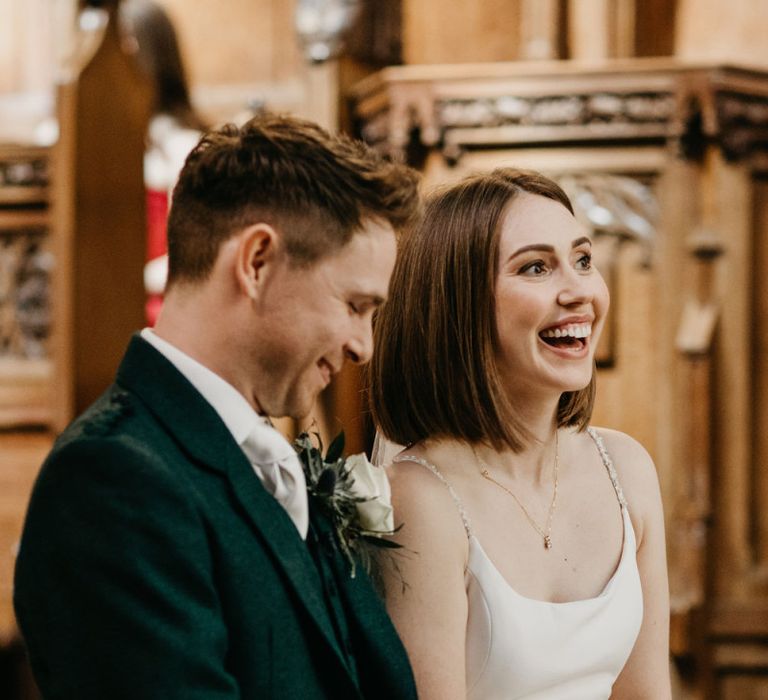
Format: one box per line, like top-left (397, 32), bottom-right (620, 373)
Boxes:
top-left (540, 324), bottom-right (591, 339)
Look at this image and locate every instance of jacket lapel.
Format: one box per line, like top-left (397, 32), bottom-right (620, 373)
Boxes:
top-left (115, 335), bottom-right (355, 680)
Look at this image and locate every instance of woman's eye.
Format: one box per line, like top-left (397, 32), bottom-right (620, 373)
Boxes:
top-left (576, 253), bottom-right (592, 270)
top-left (519, 261), bottom-right (547, 276)
top-left (348, 302), bottom-right (360, 314)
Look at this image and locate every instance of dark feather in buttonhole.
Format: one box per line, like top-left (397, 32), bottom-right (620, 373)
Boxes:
top-left (317, 468), bottom-right (337, 497)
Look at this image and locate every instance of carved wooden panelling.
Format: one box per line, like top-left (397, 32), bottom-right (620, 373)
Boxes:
top-left (352, 60), bottom-right (768, 165)
top-left (716, 91), bottom-right (768, 160)
top-left (0, 145), bottom-right (51, 427)
top-left (0, 148), bottom-right (50, 362)
top-left (0, 228), bottom-right (51, 359)
top-left (437, 92), bottom-right (675, 129)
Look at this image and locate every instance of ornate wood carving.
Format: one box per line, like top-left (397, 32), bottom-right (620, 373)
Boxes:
top-left (715, 91), bottom-right (768, 161)
top-left (0, 148), bottom-right (51, 362)
top-left (0, 145), bottom-right (52, 428)
top-left (0, 227), bottom-right (51, 359)
top-left (351, 60), bottom-right (768, 165)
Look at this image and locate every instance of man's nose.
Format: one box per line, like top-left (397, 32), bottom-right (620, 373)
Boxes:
top-left (344, 320), bottom-right (374, 365)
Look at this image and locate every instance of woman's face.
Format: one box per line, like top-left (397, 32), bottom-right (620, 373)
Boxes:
top-left (493, 192), bottom-right (609, 401)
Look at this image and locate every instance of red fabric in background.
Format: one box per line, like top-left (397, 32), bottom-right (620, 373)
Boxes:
top-left (146, 188), bottom-right (169, 260)
top-left (145, 188), bottom-right (169, 325)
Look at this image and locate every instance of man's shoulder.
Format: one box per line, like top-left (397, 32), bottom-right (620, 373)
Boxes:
top-left (55, 385), bottom-right (153, 455)
top-left (42, 384), bottom-right (181, 492)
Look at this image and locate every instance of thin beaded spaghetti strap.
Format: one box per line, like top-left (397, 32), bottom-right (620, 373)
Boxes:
top-left (586, 427), bottom-right (628, 509)
top-left (393, 454), bottom-right (473, 538)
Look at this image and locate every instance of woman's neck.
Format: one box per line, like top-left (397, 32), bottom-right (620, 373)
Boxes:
top-left (475, 396), bottom-right (560, 483)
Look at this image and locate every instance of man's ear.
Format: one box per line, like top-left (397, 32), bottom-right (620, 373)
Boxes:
top-left (234, 223), bottom-right (279, 299)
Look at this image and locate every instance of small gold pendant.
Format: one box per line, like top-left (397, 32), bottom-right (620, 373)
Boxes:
top-left (544, 536), bottom-right (552, 549)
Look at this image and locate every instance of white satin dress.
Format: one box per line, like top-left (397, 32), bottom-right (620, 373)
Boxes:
top-left (394, 428), bottom-right (643, 700)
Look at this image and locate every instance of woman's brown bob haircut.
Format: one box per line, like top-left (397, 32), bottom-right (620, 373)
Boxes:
top-left (370, 168), bottom-right (596, 453)
top-left (166, 113), bottom-right (421, 285)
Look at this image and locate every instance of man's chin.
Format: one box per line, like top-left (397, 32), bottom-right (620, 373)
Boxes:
top-left (282, 395), bottom-right (320, 422)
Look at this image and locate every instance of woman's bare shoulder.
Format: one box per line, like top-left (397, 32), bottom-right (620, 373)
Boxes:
top-left (385, 451), bottom-right (469, 559)
top-left (588, 426), bottom-right (654, 470)
top-left (586, 426), bottom-right (663, 541)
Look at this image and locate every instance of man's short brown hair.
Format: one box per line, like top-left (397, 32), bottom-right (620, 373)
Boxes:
top-left (370, 168), bottom-right (596, 453)
top-left (166, 113), bottom-right (421, 285)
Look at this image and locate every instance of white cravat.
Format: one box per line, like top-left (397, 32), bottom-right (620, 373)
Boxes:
top-left (241, 421), bottom-right (309, 539)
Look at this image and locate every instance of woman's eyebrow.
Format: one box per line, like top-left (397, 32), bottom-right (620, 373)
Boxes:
top-left (509, 243), bottom-right (554, 259)
top-left (509, 236), bottom-right (592, 261)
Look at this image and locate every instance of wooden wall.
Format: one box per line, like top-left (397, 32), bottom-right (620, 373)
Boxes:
top-left (402, 0), bottom-right (523, 64)
top-left (676, 0), bottom-right (768, 65)
top-left (153, 0), bottom-right (311, 123)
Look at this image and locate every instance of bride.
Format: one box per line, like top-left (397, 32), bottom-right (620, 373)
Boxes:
top-left (369, 168), bottom-right (671, 699)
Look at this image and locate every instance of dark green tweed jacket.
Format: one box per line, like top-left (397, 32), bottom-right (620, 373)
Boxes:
top-left (14, 335), bottom-right (416, 699)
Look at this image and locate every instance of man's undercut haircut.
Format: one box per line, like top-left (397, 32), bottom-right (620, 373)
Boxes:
top-left (166, 113), bottom-right (421, 285)
top-left (370, 168), bottom-right (596, 453)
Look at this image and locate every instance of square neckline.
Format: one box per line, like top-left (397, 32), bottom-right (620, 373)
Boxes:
top-left (466, 504), bottom-right (634, 606)
top-left (393, 427), bottom-right (634, 606)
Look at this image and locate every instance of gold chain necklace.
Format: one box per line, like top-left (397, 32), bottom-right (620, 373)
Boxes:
top-left (472, 431), bottom-right (559, 550)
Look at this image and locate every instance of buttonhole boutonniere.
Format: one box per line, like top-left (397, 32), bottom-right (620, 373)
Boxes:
top-left (294, 431), bottom-right (401, 577)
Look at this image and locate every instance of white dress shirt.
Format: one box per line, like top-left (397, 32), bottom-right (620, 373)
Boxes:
top-left (140, 328), bottom-right (308, 538)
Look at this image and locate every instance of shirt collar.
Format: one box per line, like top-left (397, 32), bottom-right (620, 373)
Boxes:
top-left (140, 328), bottom-right (267, 446)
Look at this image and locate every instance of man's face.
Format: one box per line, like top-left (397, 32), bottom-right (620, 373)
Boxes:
top-left (251, 219), bottom-right (397, 419)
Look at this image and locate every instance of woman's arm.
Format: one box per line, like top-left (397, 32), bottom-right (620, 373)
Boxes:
top-left (382, 461), bottom-right (471, 700)
top-left (602, 430), bottom-right (672, 700)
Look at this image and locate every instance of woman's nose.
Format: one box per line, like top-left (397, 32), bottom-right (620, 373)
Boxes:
top-left (557, 268), bottom-right (594, 307)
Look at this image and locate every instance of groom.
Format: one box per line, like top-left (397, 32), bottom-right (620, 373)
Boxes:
top-left (14, 114), bottom-right (420, 699)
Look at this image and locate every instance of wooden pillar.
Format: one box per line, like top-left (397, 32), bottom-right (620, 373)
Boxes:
top-left (568, 0), bottom-right (636, 61)
top-left (305, 61), bottom-right (339, 131)
top-left (656, 156), bottom-right (702, 614)
top-left (519, 0), bottom-right (561, 60)
top-left (402, 0), bottom-right (521, 64)
top-left (754, 177), bottom-right (768, 567)
top-left (51, 0), bottom-right (151, 429)
top-left (709, 149), bottom-right (753, 601)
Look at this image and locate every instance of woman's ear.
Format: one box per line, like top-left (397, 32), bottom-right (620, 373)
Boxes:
top-left (234, 223), bottom-right (279, 299)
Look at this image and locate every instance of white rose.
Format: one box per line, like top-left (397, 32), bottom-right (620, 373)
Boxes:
top-left (346, 453), bottom-right (394, 533)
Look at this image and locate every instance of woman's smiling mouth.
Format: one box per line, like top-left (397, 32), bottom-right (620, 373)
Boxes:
top-left (539, 322), bottom-right (592, 351)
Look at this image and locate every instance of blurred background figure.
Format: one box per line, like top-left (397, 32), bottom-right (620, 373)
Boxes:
top-left (122, 0), bottom-right (207, 325)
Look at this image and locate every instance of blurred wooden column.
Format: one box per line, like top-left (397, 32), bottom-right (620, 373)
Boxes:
top-left (662, 151), bottom-right (721, 699)
top-left (676, 0), bottom-right (768, 66)
top-left (305, 61), bottom-right (339, 131)
top-left (402, 0), bottom-right (522, 64)
top-left (519, 0), bottom-right (561, 60)
top-left (568, 0), bottom-right (636, 60)
top-left (51, 0), bottom-right (151, 430)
